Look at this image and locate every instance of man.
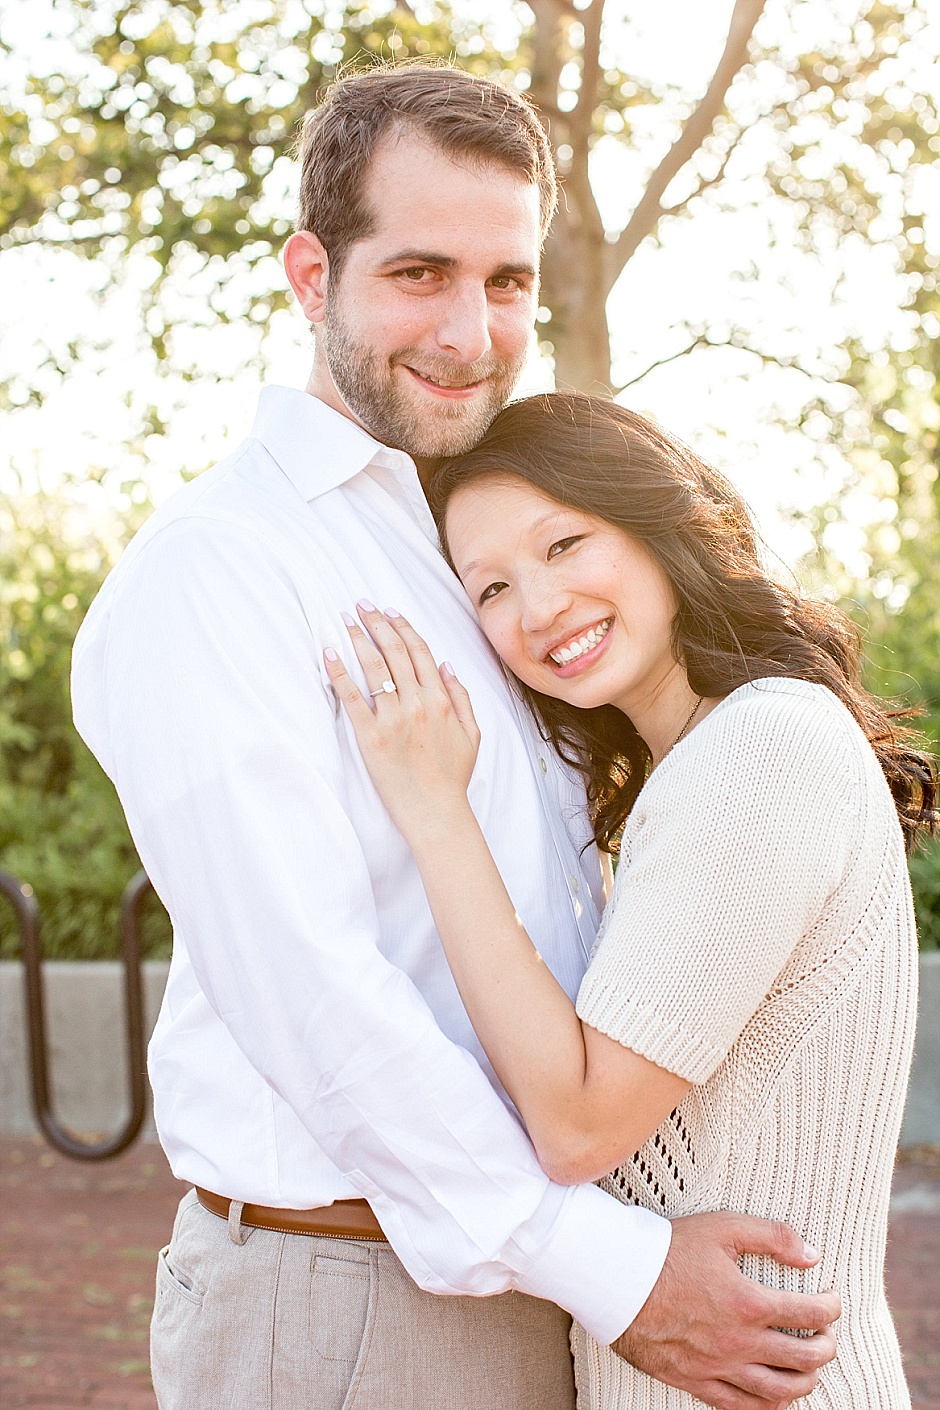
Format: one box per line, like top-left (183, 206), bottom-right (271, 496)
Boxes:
top-left (72, 64), bottom-right (839, 1410)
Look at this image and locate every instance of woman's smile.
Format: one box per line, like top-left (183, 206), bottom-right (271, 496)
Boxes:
top-left (544, 616), bottom-right (614, 676)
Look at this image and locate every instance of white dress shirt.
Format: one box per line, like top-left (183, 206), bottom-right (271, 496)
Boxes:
top-left (71, 386), bottom-right (670, 1343)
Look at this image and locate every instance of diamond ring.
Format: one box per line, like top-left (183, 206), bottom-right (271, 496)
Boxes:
top-left (370, 680), bottom-right (397, 696)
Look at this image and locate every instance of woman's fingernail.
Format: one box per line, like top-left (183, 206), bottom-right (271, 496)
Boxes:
top-left (441, 661), bottom-right (456, 677)
top-left (324, 648), bottom-right (338, 662)
top-left (803, 1242), bottom-right (820, 1262)
top-left (384, 607), bottom-right (402, 619)
top-left (341, 611), bottom-right (356, 627)
top-left (357, 598), bottom-right (376, 613)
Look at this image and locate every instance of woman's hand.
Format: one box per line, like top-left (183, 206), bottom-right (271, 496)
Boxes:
top-left (326, 610), bottom-right (690, 1192)
top-left (324, 602), bottom-right (481, 840)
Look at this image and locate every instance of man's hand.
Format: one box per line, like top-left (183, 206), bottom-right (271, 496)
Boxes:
top-left (613, 1212), bottom-right (841, 1410)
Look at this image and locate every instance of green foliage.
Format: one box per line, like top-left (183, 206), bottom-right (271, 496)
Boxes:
top-left (779, 3), bottom-right (940, 945)
top-left (910, 840), bottom-right (940, 950)
top-left (0, 760), bottom-right (171, 960)
top-left (796, 288), bottom-right (940, 945)
top-left (0, 490), bottom-right (171, 959)
top-left (760, 1), bottom-right (939, 256)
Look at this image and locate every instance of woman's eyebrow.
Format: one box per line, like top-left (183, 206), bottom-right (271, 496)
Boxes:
top-left (457, 510), bottom-right (573, 577)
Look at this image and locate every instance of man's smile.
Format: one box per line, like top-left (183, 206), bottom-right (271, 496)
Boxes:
top-left (401, 364), bottom-right (487, 399)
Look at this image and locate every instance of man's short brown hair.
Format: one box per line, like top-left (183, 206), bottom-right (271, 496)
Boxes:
top-left (296, 62), bottom-right (557, 276)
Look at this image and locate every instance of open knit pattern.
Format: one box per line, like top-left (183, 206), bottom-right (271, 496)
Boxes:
top-left (573, 678), bottom-right (916, 1409)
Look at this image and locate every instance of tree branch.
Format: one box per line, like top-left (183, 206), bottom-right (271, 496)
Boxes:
top-left (561, 0), bottom-right (606, 250)
top-left (528, 0), bottom-right (579, 18)
top-left (605, 0), bottom-right (766, 288)
top-left (661, 124), bottom-right (746, 215)
top-left (0, 227), bottom-right (114, 248)
top-left (569, 0), bottom-right (604, 152)
top-left (615, 333), bottom-right (832, 394)
top-left (616, 335), bottom-right (712, 391)
top-left (527, 0), bottom-right (570, 122)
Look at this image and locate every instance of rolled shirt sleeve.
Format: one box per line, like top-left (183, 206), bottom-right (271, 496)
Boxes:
top-left (73, 511), bottom-right (670, 1344)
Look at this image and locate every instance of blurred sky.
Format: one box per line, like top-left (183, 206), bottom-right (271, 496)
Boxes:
top-left (2, 0), bottom-right (937, 573)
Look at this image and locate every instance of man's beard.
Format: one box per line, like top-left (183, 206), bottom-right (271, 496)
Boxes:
top-left (319, 301), bottom-right (526, 458)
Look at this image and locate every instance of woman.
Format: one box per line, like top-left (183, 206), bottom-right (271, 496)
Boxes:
top-left (323, 393), bottom-right (934, 1408)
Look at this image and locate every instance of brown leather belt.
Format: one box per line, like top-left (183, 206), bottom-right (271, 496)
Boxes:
top-left (196, 1188), bottom-right (387, 1242)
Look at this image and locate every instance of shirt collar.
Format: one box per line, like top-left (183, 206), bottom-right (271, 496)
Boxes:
top-left (249, 384), bottom-right (420, 502)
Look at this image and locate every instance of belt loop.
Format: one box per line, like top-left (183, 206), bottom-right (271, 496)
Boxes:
top-left (228, 1199), bottom-right (250, 1246)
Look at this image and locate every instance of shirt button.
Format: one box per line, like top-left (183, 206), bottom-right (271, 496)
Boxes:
top-left (538, 756), bottom-right (547, 774)
top-left (570, 876), bottom-right (580, 893)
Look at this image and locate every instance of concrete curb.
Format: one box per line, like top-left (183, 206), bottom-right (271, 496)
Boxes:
top-left (0, 960), bottom-right (169, 1139)
top-left (1, 955), bottom-right (937, 1146)
top-left (905, 951), bottom-right (940, 1147)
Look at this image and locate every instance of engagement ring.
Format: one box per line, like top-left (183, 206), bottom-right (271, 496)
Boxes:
top-left (370, 680), bottom-right (397, 696)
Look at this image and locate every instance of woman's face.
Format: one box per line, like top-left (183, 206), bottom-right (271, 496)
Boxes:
top-left (445, 474), bottom-right (684, 718)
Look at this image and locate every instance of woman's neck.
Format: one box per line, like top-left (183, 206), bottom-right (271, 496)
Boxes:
top-left (621, 672), bottom-right (724, 766)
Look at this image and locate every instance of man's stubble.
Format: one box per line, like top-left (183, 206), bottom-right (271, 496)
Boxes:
top-left (319, 295), bottom-right (526, 459)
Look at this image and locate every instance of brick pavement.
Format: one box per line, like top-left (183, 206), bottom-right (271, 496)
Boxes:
top-left (2, 1136), bottom-right (938, 1409)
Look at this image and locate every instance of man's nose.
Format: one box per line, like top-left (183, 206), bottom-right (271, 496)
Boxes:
top-left (435, 283), bottom-right (492, 365)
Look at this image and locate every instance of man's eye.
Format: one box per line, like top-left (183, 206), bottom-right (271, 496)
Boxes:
top-left (401, 267), bottom-right (430, 281)
top-left (479, 581), bottom-right (507, 605)
top-left (489, 276), bottom-right (520, 291)
top-left (547, 536), bottom-right (582, 558)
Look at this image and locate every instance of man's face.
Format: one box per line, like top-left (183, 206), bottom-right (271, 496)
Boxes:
top-left (315, 132), bottom-right (541, 458)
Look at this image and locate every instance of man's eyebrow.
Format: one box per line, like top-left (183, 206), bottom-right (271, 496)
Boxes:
top-left (376, 249), bottom-right (458, 269)
top-left (491, 261), bottom-right (538, 280)
top-left (375, 251), bottom-right (537, 279)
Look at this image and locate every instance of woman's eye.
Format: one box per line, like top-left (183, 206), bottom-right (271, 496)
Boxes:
top-left (478, 581), bottom-right (507, 605)
top-left (547, 535), bottom-right (582, 559)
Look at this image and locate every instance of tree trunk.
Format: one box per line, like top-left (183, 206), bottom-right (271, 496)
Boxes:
top-left (541, 220), bottom-right (615, 393)
top-left (530, 0), bottom-right (615, 392)
top-left (532, 0), bottom-right (767, 393)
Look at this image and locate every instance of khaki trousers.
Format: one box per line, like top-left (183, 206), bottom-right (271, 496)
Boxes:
top-left (151, 1190), bottom-right (577, 1410)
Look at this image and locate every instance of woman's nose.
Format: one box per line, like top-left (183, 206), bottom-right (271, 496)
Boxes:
top-left (519, 577), bottom-right (572, 635)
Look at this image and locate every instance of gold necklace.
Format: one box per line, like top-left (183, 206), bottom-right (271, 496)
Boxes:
top-left (661, 695), bottom-right (703, 764)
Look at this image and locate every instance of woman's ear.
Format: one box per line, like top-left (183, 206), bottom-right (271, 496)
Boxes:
top-left (283, 230), bottom-right (330, 326)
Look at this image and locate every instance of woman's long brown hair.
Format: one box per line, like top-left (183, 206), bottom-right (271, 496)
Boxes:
top-left (430, 393), bottom-right (937, 854)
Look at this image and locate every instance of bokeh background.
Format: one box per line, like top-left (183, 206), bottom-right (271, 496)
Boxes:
top-left (1, 0), bottom-right (938, 951)
top-left (2, 5), bottom-right (940, 1409)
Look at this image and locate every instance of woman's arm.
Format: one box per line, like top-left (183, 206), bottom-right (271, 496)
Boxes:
top-left (325, 604), bottom-right (689, 1183)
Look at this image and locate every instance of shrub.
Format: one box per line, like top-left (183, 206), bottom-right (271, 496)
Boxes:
top-left (0, 490), bottom-right (170, 959)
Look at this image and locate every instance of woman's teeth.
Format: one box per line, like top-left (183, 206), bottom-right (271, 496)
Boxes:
top-left (549, 618), bottom-right (612, 665)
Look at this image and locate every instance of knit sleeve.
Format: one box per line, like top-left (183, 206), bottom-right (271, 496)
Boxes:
top-left (576, 682), bottom-right (862, 1084)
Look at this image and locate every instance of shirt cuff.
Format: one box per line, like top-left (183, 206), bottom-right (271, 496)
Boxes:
top-left (510, 1182), bottom-right (672, 1345)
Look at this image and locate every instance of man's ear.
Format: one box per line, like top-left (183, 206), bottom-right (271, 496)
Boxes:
top-left (284, 231), bottom-right (330, 325)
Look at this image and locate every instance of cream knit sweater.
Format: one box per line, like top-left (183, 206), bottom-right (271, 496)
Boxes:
top-left (573, 678), bottom-right (916, 1410)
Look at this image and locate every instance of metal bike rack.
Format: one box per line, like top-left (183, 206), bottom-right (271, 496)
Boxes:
top-left (0, 867), bottom-right (153, 1160)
